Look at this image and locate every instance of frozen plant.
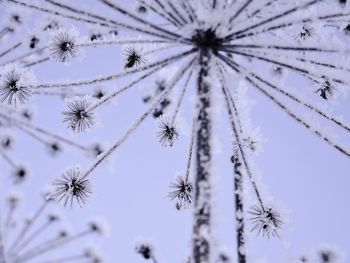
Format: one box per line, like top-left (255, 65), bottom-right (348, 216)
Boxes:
top-left (1, 0), bottom-right (350, 263)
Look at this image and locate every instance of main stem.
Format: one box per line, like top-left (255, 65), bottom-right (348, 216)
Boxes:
top-left (233, 156), bottom-right (246, 263)
top-left (193, 49), bottom-right (212, 263)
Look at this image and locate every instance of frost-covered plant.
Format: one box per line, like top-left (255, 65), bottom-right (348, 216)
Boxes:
top-left (1, 0), bottom-right (350, 263)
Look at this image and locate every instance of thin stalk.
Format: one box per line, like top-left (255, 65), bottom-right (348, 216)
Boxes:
top-left (15, 230), bottom-right (92, 263)
top-left (0, 111), bottom-right (90, 153)
top-left (0, 148), bottom-right (17, 169)
top-left (0, 42), bottom-right (22, 59)
top-left (98, 0), bottom-right (189, 43)
top-left (15, 220), bottom-right (54, 253)
top-left (139, 0), bottom-right (182, 28)
top-left (216, 57), bottom-right (265, 208)
top-left (9, 200), bottom-right (49, 253)
top-left (171, 68), bottom-right (194, 125)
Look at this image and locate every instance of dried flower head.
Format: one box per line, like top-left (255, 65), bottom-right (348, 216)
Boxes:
top-left (20, 108), bottom-right (33, 120)
top-left (318, 248), bottom-right (339, 263)
top-left (29, 35), bottom-right (40, 49)
top-left (316, 80), bottom-right (335, 100)
top-left (6, 192), bottom-right (21, 209)
top-left (168, 176), bottom-right (193, 210)
top-left (92, 88), bottom-right (106, 100)
top-left (88, 218), bottom-right (109, 236)
top-left (63, 99), bottom-right (95, 133)
top-left (157, 118), bottom-right (179, 147)
top-left (248, 205), bottom-right (283, 238)
top-left (136, 4), bottom-right (148, 14)
top-left (52, 168), bottom-right (92, 207)
top-left (47, 212), bottom-right (61, 222)
top-left (47, 141), bottom-right (62, 156)
top-left (90, 143), bottom-right (104, 157)
top-left (0, 68), bottom-right (33, 106)
top-left (216, 252), bottom-right (231, 263)
top-left (13, 165), bottom-right (28, 184)
top-left (294, 25), bottom-right (316, 41)
top-left (84, 247), bottom-right (103, 263)
top-left (135, 242), bottom-right (154, 260)
top-left (1, 135), bottom-right (14, 150)
top-left (124, 47), bottom-right (144, 69)
top-left (50, 31), bottom-right (78, 63)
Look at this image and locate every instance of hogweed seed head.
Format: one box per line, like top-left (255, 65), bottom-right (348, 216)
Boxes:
top-left (52, 168), bottom-right (92, 207)
top-left (248, 205), bottom-right (283, 238)
top-left (157, 117), bottom-right (179, 147)
top-left (168, 176), bottom-right (193, 210)
top-left (294, 25), bottom-right (316, 41)
top-left (63, 99), bottom-right (95, 133)
top-left (50, 30), bottom-right (79, 63)
top-left (13, 165), bottom-right (29, 184)
top-left (0, 67), bottom-right (34, 107)
top-left (135, 242), bottom-right (154, 260)
top-left (123, 47), bottom-right (144, 69)
top-left (1, 135), bottom-right (14, 150)
top-left (316, 80), bottom-right (335, 100)
top-left (48, 142), bottom-right (62, 156)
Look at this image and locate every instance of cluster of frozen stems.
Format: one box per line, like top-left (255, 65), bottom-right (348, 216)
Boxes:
top-left (1, 0), bottom-right (350, 262)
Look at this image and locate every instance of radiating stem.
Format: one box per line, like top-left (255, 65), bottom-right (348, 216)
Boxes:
top-left (193, 49), bottom-right (212, 263)
top-left (232, 156), bottom-right (246, 263)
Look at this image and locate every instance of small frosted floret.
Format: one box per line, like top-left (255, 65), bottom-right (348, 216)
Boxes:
top-left (63, 99), bottom-right (95, 133)
top-left (29, 35), bottom-right (40, 49)
top-left (1, 135), bottom-right (14, 150)
top-left (216, 252), bottom-right (231, 263)
top-left (135, 242), bottom-right (154, 260)
top-left (317, 248), bottom-right (340, 263)
top-left (168, 176), bottom-right (193, 210)
top-left (248, 205), bottom-right (283, 238)
top-left (136, 4), bottom-right (148, 14)
top-left (88, 218), bottom-right (109, 236)
top-left (294, 25), bottom-right (316, 41)
top-left (52, 168), bottom-right (92, 207)
top-left (6, 192), bottom-right (22, 209)
top-left (50, 30), bottom-right (79, 63)
top-left (124, 47), bottom-right (144, 69)
top-left (0, 67), bottom-right (34, 106)
top-left (316, 80), bottom-right (335, 100)
top-left (157, 118), bottom-right (179, 147)
top-left (13, 166), bottom-right (29, 184)
top-left (47, 142), bottom-right (62, 156)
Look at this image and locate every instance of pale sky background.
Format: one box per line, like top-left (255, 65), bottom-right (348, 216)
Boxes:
top-left (0, 1), bottom-right (350, 262)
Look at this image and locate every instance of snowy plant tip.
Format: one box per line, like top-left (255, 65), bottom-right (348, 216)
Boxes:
top-left (51, 167), bottom-right (92, 207)
top-left (168, 175), bottom-right (193, 210)
top-left (88, 217), bottom-right (110, 236)
top-left (157, 116), bottom-right (179, 147)
top-left (49, 28), bottom-right (80, 63)
top-left (248, 205), bottom-right (283, 238)
top-left (62, 98), bottom-right (95, 133)
top-left (135, 239), bottom-right (155, 260)
top-left (0, 64), bottom-right (36, 107)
